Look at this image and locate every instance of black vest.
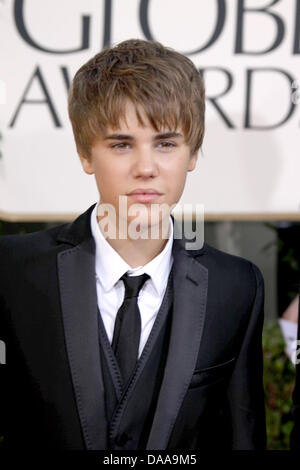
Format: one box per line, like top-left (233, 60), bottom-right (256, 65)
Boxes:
top-left (97, 271), bottom-right (173, 450)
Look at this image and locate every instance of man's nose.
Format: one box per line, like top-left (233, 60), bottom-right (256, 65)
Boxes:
top-left (132, 148), bottom-right (159, 178)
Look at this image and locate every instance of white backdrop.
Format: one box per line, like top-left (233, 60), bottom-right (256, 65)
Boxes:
top-left (0, 0), bottom-right (299, 220)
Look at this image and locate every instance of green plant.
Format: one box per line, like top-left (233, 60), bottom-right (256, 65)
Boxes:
top-left (263, 320), bottom-right (296, 449)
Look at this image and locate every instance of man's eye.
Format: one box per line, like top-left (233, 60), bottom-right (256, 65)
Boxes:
top-left (111, 142), bottom-right (131, 150)
top-left (157, 141), bottom-right (176, 149)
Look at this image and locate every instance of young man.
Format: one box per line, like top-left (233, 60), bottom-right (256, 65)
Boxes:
top-left (0, 39), bottom-right (266, 450)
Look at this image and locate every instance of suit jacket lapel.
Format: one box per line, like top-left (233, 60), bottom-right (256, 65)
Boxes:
top-left (146, 225), bottom-right (208, 450)
top-left (56, 204), bottom-right (107, 450)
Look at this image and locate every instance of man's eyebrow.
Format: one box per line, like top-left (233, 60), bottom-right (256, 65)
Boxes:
top-left (154, 132), bottom-right (183, 140)
top-left (104, 132), bottom-right (183, 141)
top-left (104, 134), bottom-right (134, 141)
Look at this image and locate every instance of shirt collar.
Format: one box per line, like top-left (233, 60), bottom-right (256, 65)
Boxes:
top-left (90, 201), bottom-right (173, 296)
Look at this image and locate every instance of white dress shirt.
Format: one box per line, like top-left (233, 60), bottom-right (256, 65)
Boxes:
top-left (90, 202), bottom-right (174, 359)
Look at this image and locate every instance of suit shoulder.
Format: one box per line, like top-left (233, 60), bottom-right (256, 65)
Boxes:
top-left (197, 243), bottom-right (264, 316)
top-left (0, 222), bottom-right (69, 260)
top-left (200, 242), bottom-right (264, 287)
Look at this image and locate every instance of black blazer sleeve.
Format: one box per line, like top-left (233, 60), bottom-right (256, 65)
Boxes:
top-left (225, 263), bottom-right (266, 449)
top-left (290, 296), bottom-right (300, 450)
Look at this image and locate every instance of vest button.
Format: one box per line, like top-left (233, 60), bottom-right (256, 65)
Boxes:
top-left (115, 432), bottom-right (130, 446)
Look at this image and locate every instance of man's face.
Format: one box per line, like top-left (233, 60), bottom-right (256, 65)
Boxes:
top-left (79, 101), bottom-right (198, 235)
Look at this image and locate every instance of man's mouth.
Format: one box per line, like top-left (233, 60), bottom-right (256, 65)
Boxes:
top-left (127, 188), bottom-right (163, 203)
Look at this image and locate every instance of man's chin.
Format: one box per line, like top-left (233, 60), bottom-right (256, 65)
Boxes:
top-left (118, 211), bottom-right (170, 241)
top-left (97, 200), bottom-right (171, 240)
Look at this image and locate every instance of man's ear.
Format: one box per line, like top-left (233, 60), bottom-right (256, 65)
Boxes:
top-left (187, 151), bottom-right (198, 172)
top-left (78, 146), bottom-right (94, 175)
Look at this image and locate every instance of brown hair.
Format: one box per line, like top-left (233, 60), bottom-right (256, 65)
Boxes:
top-left (68, 39), bottom-right (205, 159)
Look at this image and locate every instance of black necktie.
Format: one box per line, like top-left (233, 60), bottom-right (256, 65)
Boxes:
top-left (111, 272), bottom-right (150, 389)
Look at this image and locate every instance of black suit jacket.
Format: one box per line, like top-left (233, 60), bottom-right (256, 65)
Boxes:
top-left (0, 203), bottom-right (266, 449)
